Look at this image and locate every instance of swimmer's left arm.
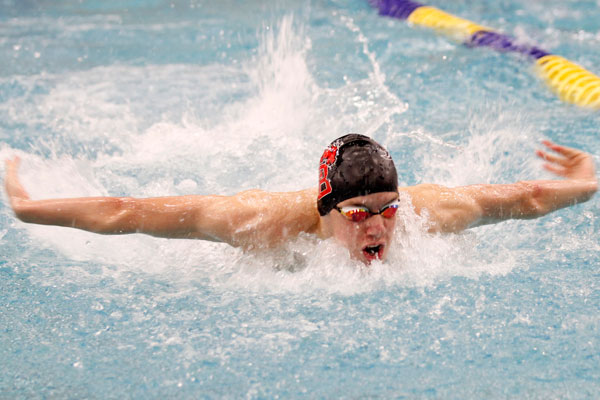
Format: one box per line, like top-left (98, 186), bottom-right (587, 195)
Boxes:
top-left (406, 141), bottom-right (598, 232)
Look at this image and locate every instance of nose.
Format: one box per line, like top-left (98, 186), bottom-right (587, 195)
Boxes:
top-left (364, 214), bottom-right (386, 239)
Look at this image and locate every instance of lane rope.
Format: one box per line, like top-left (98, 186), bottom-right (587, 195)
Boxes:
top-left (369, 0), bottom-right (600, 109)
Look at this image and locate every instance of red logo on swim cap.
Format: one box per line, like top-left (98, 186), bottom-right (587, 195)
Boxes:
top-left (319, 146), bottom-right (337, 166)
top-left (317, 145), bottom-right (337, 200)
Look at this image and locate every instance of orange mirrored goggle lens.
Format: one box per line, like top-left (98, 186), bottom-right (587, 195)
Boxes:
top-left (336, 202), bottom-right (399, 222)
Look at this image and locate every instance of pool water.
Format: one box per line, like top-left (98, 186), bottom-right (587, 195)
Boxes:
top-left (1, 0), bottom-right (599, 398)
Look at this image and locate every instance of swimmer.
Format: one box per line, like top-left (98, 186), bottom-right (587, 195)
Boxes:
top-left (4, 134), bottom-right (598, 264)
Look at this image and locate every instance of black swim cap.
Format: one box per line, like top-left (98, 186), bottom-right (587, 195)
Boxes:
top-left (317, 134), bottom-right (398, 216)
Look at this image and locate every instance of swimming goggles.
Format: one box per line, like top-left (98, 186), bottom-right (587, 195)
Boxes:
top-left (334, 200), bottom-right (399, 222)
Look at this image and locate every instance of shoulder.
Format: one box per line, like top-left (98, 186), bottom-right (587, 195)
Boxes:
top-left (399, 184), bottom-right (483, 233)
top-left (400, 183), bottom-right (444, 196)
top-left (234, 188), bottom-right (318, 217)
top-left (400, 183), bottom-right (485, 206)
top-left (230, 187), bottom-right (322, 247)
top-left (399, 184), bottom-right (450, 209)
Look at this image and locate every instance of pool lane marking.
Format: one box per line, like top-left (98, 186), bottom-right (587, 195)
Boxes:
top-left (369, 0), bottom-right (600, 109)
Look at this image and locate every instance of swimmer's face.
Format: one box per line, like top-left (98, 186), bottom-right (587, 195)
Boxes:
top-left (325, 191), bottom-right (398, 264)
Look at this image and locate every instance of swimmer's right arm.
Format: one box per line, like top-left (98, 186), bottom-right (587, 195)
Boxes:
top-left (4, 157), bottom-right (321, 248)
top-left (4, 157), bottom-right (233, 240)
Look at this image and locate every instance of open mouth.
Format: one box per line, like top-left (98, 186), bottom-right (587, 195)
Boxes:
top-left (362, 244), bottom-right (384, 262)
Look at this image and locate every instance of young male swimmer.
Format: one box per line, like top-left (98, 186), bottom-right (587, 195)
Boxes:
top-left (4, 134), bottom-right (598, 264)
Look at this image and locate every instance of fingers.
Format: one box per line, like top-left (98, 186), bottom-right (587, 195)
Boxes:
top-left (536, 149), bottom-right (564, 165)
top-left (537, 140), bottom-right (586, 166)
top-left (5, 156), bottom-right (22, 181)
top-left (4, 156), bottom-right (30, 201)
top-left (5, 156), bottom-right (22, 173)
top-left (538, 140), bottom-right (596, 180)
top-left (542, 163), bottom-right (567, 177)
top-left (541, 140), bottom-right (580, 158)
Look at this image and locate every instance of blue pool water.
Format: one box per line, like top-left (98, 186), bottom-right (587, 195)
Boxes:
top-left (1, 0), bottom-right (599, 398)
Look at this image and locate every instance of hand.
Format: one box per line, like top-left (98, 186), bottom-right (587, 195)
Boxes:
top-left (536, 140), bottom-right (597, 181)
top-left (4, 157), bottom-right (31, 209)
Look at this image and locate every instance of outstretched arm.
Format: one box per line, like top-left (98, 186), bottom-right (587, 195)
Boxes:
top-left (404, 141), bottom-right (598, 233)
top-left (4, 157), bottom-right (320, 248)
